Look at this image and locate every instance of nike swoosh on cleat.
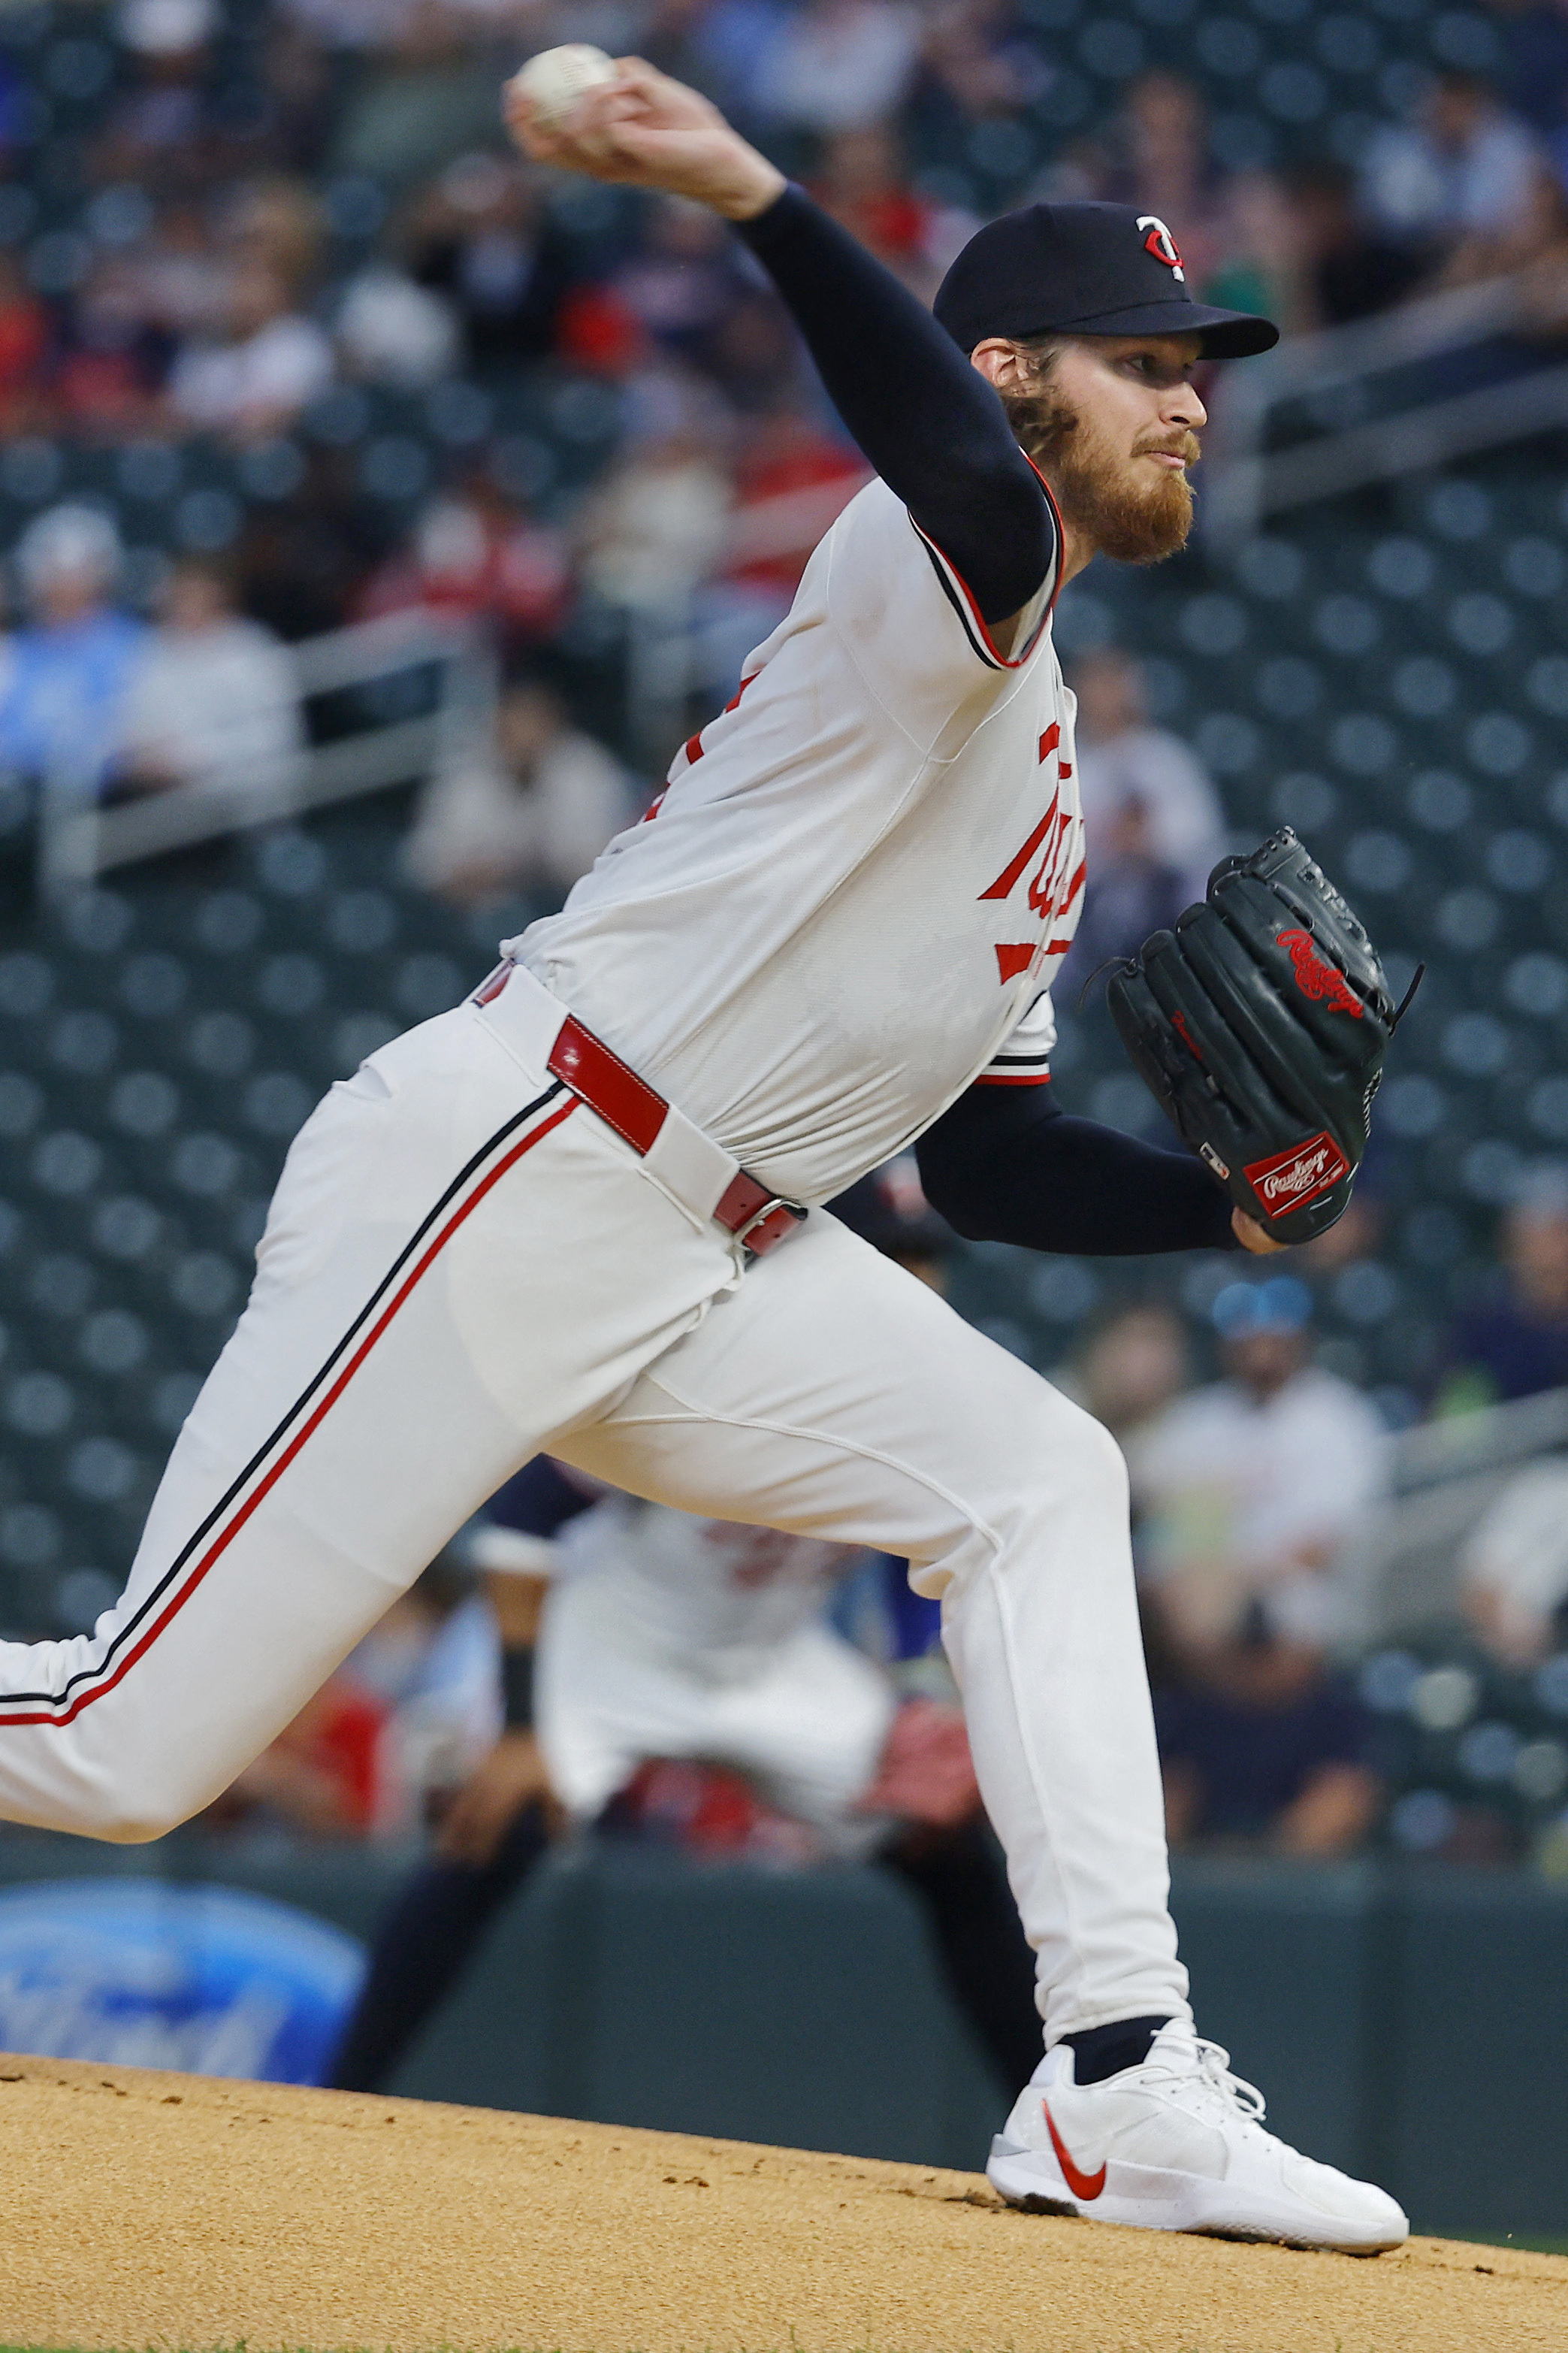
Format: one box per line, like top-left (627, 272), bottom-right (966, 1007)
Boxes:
top-left (1041, 2100), bottom-right (1107, 2201)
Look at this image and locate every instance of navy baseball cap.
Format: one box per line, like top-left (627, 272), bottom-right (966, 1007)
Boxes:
top-left (934, 201), bottom-right (1278, 360)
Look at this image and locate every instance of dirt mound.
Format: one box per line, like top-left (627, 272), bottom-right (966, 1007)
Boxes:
top-left (0, 2054), bottom-right (1560, 2351)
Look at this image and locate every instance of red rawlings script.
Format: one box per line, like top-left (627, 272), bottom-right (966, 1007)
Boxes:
top-left (1245, 1132), bottom-right (1352, 1218)
top-left (1278, 927), bottom-right (1363, 1018)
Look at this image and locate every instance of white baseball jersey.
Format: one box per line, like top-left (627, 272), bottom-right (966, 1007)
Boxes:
top-left (515, 476), bottom-right (1082, 1202)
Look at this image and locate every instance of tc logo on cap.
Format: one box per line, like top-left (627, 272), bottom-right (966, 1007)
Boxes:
top-left (1137, 215), bottom-right (1185, 281)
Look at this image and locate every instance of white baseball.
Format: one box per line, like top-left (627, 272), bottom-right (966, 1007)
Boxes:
top-left (509, 44), bottom-right (621, 130)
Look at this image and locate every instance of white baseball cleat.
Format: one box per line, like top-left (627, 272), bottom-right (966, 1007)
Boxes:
top-left (986, 2022), bottom-right (1409, 2255)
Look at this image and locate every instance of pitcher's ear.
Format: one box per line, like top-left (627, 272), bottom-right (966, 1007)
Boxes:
top-left (969, 339), bottom-right (1026, 389)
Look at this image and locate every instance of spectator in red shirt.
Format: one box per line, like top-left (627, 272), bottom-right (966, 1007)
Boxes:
top-left (696, 405), bottom-right (869, 696)
top-left (724, 406), bottom-right (869, 601)
top-left (54, 255), bottom-right (168, 432)
top-left (0, 251), bottom-right (49, 423)
top-left (207, 1677), bottom-right (388, 1837)
top-left (811, 124), bottom-right (938, 289)
top-left (359, 478), bottom-right (569, 652)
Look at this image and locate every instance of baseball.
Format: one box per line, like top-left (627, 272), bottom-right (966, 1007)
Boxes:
top-left (509, 44), bottom-right (621, 130)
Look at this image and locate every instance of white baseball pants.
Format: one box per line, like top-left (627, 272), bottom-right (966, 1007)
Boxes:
top-left (0, 989), bottom-right (1189, 2044)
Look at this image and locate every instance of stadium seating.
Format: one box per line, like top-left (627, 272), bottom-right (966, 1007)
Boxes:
top-left (4, 1), bottom-right (1512, 246)
top-left (0, 789), bottom-right (539, 1641)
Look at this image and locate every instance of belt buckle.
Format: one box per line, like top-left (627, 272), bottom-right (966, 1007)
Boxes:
top-left (733, 1196), bottom-right (807, 1257)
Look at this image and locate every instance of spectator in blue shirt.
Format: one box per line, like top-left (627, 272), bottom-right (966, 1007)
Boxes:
top-left (0, 505), bottom-right (148, 806)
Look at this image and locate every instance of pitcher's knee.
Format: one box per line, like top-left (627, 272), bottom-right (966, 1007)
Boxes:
top-left (94, 1798), bottom-right (186, 1845)
top-left (1074, 1402), bottom-right (1131, 1512)
top-left (1032, 1387), bottom-right (1128, 1509)
top-left (978, 1389), bottom-right (1130, 1557)
top-left (76, 1789), bottom-right (183, 1844)
top-left (71, 1747), bottom-right (211, 1843)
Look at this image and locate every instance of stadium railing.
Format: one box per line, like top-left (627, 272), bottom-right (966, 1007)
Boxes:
top-left (1205, 269), bottom-right (1568, 543)
top-left (1345, 1384), bottom-right (1568, 1642)
top-left (36, 606), bottom-right (499, 902)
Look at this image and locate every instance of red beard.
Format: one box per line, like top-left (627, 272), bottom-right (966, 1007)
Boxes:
top-left (1005, 383), bottom-right (1198, 565)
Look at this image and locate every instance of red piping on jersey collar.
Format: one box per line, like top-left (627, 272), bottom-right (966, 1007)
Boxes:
top-left (911, 521), bottom-right (1054, 670)
top-left (909, 454), bottom-right (1065, 673)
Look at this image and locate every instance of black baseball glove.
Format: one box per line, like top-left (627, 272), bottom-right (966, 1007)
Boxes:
top-left (1106, 827), bottom-right (1409, 1243)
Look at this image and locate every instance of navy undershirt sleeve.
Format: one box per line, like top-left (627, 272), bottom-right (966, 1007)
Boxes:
top-left (736, 185), bottom-right (1056, 625)
top-left (917, 1082), bottom-right (1239, 1257)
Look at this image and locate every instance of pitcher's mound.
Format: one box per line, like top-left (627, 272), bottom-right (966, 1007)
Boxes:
top-left (0, 2053), bottom-right (1560, 2352)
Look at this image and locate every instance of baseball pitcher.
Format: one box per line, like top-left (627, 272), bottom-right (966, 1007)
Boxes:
top-left (0, 57), bottom-right (1406, 2250)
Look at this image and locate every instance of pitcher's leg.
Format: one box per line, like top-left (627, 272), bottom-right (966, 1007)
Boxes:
top-left (935, 1411), bottom-right (1189, 2040)
top-left (554, 1209), bottom-right (1189, 2043)
top-left (0, 1021), bottom-right (734, 1841)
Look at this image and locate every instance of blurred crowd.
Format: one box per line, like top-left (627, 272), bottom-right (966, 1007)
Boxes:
top-left (1068, 1165), bottom-right (1568, 1877)
top-left (2, 2), bottom-right (1568, 890)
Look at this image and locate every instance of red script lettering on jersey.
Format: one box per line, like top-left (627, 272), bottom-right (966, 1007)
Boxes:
top-left (979, 728), bottom-right (1061, 901)
top-left (1278, 928), bottom-right (1363, 1018)
top-left (981, 725), bottom-right (1084, 981)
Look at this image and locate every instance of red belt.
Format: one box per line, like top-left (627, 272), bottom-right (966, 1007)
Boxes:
top-left (545, 1015), bottom-right (806, 1257)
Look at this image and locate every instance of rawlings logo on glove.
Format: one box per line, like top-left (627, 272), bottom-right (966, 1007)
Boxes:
top-left (1278, 928), bottom-right (1364, 1019)
top-left (1245, 1133), bottom-right (1352, 1217)
top-left (1106, 829), bottom-right (1410, 1245)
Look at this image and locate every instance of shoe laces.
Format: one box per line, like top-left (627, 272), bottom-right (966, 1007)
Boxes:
top-left (1137, 2034), bottom-right (1269, 2131)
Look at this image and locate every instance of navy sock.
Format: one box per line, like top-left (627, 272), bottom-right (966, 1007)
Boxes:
top-left (1062, 2014), bottom-right (1172, 2086)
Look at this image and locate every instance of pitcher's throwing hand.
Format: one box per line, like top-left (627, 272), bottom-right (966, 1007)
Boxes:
top-left (505, 53), bottom-right (784, 219)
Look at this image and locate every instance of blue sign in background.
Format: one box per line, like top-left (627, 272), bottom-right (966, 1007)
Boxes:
top-left (0, 1880), bottom-right (365, 2083)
